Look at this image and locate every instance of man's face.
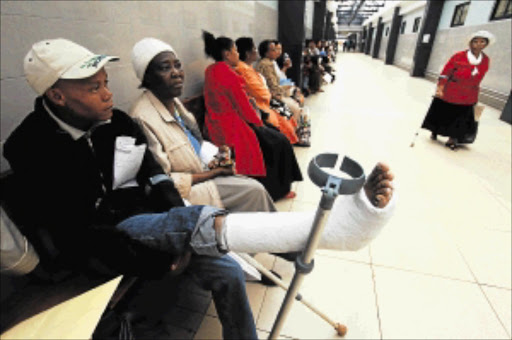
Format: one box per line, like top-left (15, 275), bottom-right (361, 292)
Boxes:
top-left (147, 51), bottom-right (185, 98)
top-left (54, 68), bottom-right (114, 124)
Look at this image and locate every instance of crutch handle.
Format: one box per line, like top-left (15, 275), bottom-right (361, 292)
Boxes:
top-left (308, 153), bottom-right (365, 196)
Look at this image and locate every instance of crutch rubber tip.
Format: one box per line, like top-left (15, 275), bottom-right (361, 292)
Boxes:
top-left (335, 323), bottom-right (347, 336)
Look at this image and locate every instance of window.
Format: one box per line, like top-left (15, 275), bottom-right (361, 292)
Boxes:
top-left (400, 21), bottom-right (406, 34)
top-left (451, 2), bottom-right (470, 27)
top-left (491, 0), bottom-right (512, 20)
top-left (385, 26), bottom-right (390, 36)
top-left (413, 17), bottom-right (421, 33)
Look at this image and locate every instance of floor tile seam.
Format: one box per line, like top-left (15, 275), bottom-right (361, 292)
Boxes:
top-left (478, 282), bottom-right (512, 291)
top-left (450, 237), bottom-right (512, 337)
top-left (369, 249), bottom-right (384, 340)
top-left (469, 161), bottom-right (512, 212)
top-left (450, 230), bottom-right (510, 288)
top-left (314, 252), bottom-right (372, 265)
top-left (370, 262), bottom-right (480, 284)
top-left (476, 282), bottom-right (512, 339)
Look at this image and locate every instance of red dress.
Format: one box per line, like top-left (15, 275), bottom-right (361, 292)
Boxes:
top-left (438, 50), bottom-right (490, 105)
top-left (204, 62), bottom-right (266, 176)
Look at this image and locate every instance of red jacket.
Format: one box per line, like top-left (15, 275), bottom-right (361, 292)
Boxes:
top-left (438, 50), bottom-right (490, 105)
top-left (204, 62), bottom-right (266, 176)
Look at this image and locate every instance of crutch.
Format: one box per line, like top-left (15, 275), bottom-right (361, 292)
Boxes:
top-left (268, 153), bottom-right (366, 339)
top-left (238, 253), bottom-right (347, 336)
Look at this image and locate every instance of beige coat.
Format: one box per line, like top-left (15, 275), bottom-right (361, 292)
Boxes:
top-left (129, 91), bottom-right (223, 208)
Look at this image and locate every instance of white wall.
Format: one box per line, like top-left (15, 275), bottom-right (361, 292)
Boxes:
top-left (0, 0), bottom-right (279, 172)
top-left (438, 0), bottom-right (497, 30)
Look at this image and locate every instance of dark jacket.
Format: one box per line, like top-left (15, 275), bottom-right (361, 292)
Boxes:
top-left (3, 97), bottom-right (185, 278)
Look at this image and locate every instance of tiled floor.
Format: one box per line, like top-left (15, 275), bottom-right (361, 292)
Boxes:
top-left (194, 52), bottom-right (512, 339)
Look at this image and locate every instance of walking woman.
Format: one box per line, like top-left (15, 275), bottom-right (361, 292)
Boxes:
top-left (202, 30), bottom-right (302, 200)
top-left (422, 30), bottom-right (495, 150)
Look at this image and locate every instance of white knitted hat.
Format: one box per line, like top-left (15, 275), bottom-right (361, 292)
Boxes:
top-left (131, 38), bottom-right (176, 81)
top-left (467, 30), bottom-right (496, 47)
top-left (24, 38), bottom-right (118, 95)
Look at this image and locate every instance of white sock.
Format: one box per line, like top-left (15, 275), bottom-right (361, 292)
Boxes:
top-left (224, 189), bottom-right (396, 254)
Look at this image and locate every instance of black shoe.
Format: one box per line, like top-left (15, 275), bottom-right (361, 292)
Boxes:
top-left (272, 251), bottom-right (301, 262)
top-left (259, 270), bottom-right (282, 286)
top-left (445, 142), bottom-right (457, 150)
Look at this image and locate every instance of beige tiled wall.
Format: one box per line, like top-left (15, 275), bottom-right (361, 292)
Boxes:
top-left (393, 33), bottom-right (418, 71)
top-left (0, 0), bottom-right (278, 172)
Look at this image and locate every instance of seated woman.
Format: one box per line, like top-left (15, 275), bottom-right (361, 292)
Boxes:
top-left (276, 51), bottom-right (305, 106)
top-left (202, 30), bottom-right (302, 200)
top-left (234, 37), bottom-right (299, 145)
top-left (255, 40), bottom-right (311, 146)
top-left (255, 40), bottom-right (304, 120)
top-left (129, 37), bottom-right (276, 213)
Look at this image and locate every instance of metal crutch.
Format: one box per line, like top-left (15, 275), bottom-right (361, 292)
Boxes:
top-left (238, 253), bottom-right (347, 336)
top-left (268, 153), bottom-right (366, 339)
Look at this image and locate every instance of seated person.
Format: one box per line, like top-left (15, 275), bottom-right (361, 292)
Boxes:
top-left (234, 37), bottom-right (299, 145)
top-left (202, 31), bottom-right (303, 200)
top-left (254, 40), bottom-right (304, 122)
top-left (129, 38), bottom-right (276, 213)
top-left (276, 52), bottom-right (305, 106)
top-left (276, 52), bottom-right (294, 86)
top-left (4, 38), bottom-right (256, 339)
top-left (5, 38), bottom-right (397, 339)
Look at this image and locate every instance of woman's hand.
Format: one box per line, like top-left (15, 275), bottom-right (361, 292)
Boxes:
top-left (435, 85), bottom-right (444, 98)
top-left (213, 164), bottom-right (235, 177)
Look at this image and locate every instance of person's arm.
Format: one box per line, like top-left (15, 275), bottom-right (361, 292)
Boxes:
top-left (236, 67), bottom-right (272, 104)
top-left (436, 53), bottom-right (458, 98)
top-left (191, 167), bottom-right (234, 184)
top-left (223, 68), bottom-right (263, 127)
top-left (257, 62), bottom-right (285, 99)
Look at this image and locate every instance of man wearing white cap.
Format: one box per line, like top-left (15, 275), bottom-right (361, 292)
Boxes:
top-left (4, 38), bottom-right (258, 339)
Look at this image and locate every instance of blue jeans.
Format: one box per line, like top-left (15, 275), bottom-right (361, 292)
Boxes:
top-left (117, 206), bottom-right (257, 339)
top-left (186, 255), bottom-right (257, 339)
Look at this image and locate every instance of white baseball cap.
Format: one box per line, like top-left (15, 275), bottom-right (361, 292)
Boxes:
top-left (24, 38), bottom-right (119, 95)
top-left (131, 37), bottom-right (176, 81)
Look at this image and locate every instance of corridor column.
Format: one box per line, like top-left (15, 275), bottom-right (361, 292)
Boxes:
top-left (360, 26), bottom-right (367, 52)
top-left (385, 7), bottom-right (401, 65)
top-left (411, 0), bottom-right (445, 77)
top-left (279, 0), bottom-right (306, 85)
top-left (365, 23), bottom-right (373, 55)
top-left (372, 17), bottom-right (383, 58)
top-left (313, 0), bottom-right (327, 41)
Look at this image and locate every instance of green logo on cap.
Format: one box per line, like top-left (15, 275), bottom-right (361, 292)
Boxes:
top-left (80, 55), bottom-right (107, 69)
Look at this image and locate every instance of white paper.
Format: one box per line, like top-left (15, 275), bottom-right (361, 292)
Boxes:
top-left (422, 34), bottom-right (430, 44)
top-left (112, 136), bottom-right (147, 190)
top-left (199, 141), bottom-right (219, 165)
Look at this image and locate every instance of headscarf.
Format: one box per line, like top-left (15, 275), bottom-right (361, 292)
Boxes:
top-left (467, 30), bottom-right (496, 47)
top-left (131, 38), bottom-right (176, 81)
